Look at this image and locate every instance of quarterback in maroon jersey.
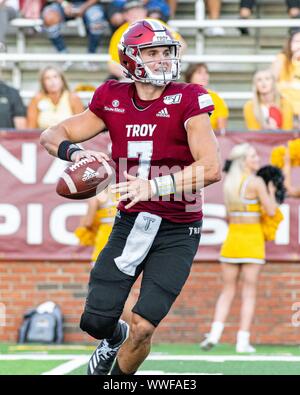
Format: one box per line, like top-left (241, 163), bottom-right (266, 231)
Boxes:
top-left (40, 19), bottom-right (221, 375)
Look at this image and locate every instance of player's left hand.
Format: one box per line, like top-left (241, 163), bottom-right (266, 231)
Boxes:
top-left (111, 171), bottom-right (154, 209)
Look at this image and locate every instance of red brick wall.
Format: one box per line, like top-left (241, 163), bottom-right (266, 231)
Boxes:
top-left (0, 261), bottom-right (299, 344)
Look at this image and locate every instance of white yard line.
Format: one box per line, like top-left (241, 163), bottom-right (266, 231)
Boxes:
top-left (0, 354), bottom-right (81, 360)
top-left (1, 354), bottom-right (300, 362)
top-left (42, 357), bottom-right (89, 375)
top-left (147, 355), bottom-right (300, 362)
top-left (1, 353), bottom-right (299, 375)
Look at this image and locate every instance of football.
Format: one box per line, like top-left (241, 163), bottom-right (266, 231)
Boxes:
top-left (56, 157), bottom-right (114, 199)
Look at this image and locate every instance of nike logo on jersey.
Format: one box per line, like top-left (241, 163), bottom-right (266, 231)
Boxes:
top-left (156, 108), bottom-right (170, 118)
top-left (126, 124), bottom-right (157, 137)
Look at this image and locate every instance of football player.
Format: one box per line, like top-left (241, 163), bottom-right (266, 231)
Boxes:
top-left (40, 19), bottom-right (221, 375)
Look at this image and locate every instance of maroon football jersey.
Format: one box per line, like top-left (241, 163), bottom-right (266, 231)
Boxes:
top-left (89, 80), bottom-right (214, 223)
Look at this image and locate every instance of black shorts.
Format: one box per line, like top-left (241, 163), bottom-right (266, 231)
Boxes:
top-left (84, 211), bottom-right (202, 327)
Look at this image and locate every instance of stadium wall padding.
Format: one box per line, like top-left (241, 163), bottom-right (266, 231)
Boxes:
top-left (1, 261), bottom-right (299, 344)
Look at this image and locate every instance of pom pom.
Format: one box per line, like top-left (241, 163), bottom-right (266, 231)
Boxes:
top-left (288, 138), bottom-right (300, 167)
top-left (256, 165), bottom-right (286, 204)
top-left (261, 208), bottom-right (284, 241)
top-left (74, 211), bottom-right (102, 246)
top-left (270, 145), bottom-right (286, 168)
top-left (270, 138), bottom-right (300, 169)
top-left (74, 227), bottom-right (96, 246)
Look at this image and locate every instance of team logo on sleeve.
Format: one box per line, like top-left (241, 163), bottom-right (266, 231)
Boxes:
top-left (198, 94), bottom-right (213, 109)
top-left (163, 94), bottom-right (182, 105)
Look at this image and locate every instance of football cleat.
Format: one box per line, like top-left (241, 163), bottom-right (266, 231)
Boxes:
top-left (87, 320), bottom-right (129, 375)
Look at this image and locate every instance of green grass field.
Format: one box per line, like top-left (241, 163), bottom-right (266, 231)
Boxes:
top-left (1, 343), bottom-right (300, 375)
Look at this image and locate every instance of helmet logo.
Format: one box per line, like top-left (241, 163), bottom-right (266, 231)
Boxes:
top-left (126, 47), bottom-right (135, 56)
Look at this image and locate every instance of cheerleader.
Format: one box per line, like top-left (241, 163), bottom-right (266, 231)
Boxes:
top-left (283, 151), bottom-right (300, 198)
top-left (75, 187), bottom-right (117, 265)
top-left (201, 143), bottom-right (279, 353)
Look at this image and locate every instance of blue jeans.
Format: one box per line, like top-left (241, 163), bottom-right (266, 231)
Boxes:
top-left (43, 2), bottom-right (106, 53)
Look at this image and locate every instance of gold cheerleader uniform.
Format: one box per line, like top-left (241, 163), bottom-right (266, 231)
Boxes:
top-left (220, 176), bottom-right (265, 265)
top-left (91, 201), bottom-right (117, 262)
top-left (75, 197), bottom-right (117, 262)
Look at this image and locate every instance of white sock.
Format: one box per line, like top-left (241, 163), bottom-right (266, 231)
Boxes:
top-left (209, 321), bottom-right (224, 343)
top-left (237, 330), bottom-right (250, 345)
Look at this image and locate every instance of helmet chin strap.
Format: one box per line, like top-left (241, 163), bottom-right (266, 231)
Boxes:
top-left (144, 62), bottom-right (170, 86)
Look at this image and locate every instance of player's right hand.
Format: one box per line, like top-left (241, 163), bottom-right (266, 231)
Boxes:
top-left (70, 149), bottom-right (110, 164)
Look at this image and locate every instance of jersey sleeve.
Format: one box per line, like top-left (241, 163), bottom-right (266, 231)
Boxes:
top-left (88, 81), bottom-right (110, 119)
top-left (182, 84), bottom-right (215, 129)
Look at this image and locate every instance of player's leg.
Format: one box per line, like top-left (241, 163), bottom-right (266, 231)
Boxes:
top-left (200, 263), bottom-right (240, 350)
top-left (112, 313), bottom-right (155, 374)
top-left (80, 214), bottom-right (143, 375)
top-left (111, 218), bottom-right (202, 374)
top-left (121, 282), bottom-right (140, 324)
top-left (236, 263), bottom-right (262, 353)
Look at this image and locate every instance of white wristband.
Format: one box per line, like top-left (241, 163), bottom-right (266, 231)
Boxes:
top-left (153, 175), bottom-right (176, 196)
top-left (150, 179), bottom-right (158, 196)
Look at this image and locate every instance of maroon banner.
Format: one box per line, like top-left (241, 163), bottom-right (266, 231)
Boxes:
top-left (0, 130), bottom-right (299, 261)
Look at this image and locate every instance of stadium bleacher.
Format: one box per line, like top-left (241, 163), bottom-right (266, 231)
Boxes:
top-left (1, 0), bottom-right (297, 130)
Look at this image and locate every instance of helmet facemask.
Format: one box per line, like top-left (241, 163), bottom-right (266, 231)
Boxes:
top-left (136, 44), bottom-right (181, 86)
top-left (120, 41), bottom-right (181, 86)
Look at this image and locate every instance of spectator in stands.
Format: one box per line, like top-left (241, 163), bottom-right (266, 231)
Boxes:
top-left (42, 0), bottom-right (106, 61)
top-left (239, 1), bottom-right (300, 36)
top-left (27, 66), bottom-right (84, 129)
top-left (286, 0), bottom-right (300, 17)
top-left (283, 150), bottom-right (300, 197)
top-left (204, 0), bottom-right (225, 37)
top-left (107, 0), bottom-right (184, 80)
top-left (106, 0), bottom-right (126, 33)
top-left (107, 0), bottom-right (176, 33)
top-left (238, 0), bottom-right (254, 36)
top-left (185, 62), bottom-right (229, 134)
top-left (244, 69), bottom-right (294, 131)
top-left (200, 143), bottom-right (278, 353)
top-left (21, 0), bottom-right (44, 19)
top-left (0, 0), bottom-right (19, 46)
top-left (145, 0), bottom-right (173, 21)
top-left (0, 70), bottom-right (27, 129)
top-left (271, 28), bottom-right (300, 129)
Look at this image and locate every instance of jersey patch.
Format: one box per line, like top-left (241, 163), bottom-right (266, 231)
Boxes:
top-left (163, 94), bottom-right (182, 105)
top-left (198, 94), bottom-right (213, 110)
